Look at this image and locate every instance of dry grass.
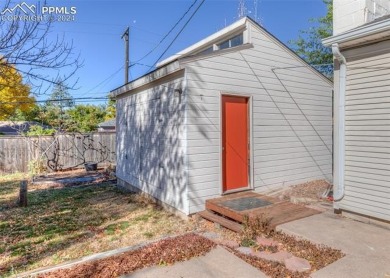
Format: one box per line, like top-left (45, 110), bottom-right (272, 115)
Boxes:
top-left (0, 173), bottom-right (29, 210)
top-left (241, 213), bottom-right (272, 244)
top-left (0, 175), bottom-right (195, 277)
top-left (0, 172), bottom-right (29, 182)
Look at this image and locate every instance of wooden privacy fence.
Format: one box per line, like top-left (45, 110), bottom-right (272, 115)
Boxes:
top-left (0, 132), bottom-right (116, 174)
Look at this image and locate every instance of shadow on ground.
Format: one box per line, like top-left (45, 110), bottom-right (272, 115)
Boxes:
top-left (0, 177), bottom-right (189, 277)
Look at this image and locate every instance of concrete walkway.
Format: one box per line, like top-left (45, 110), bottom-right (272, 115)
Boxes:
top-left (278, 211), bottom-right (390, 278)
top-left (125, 246), bottom-right (267, 278)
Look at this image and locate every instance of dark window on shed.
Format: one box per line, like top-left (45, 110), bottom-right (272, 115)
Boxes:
top-left (218, 33), bottom-right (243, 50)
top-left (219, 40), bottom-right (230, 50)
top-left (230, 34), bottom-right (243, 47)
top-left (198, 46), bottom-right (214, 55)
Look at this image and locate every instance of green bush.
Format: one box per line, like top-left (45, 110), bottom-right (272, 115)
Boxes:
top-left (25, 125), bottom-right (56, 136)
top-left (28, 159), bottom-right (47, 176)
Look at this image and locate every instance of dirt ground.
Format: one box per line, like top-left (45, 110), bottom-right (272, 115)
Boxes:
top-left (38, 168), bottom-right (102, 178)
top-left (269, 180), bottom-right (333, 209)
top-left (31, 168), bottom-right (114, 189)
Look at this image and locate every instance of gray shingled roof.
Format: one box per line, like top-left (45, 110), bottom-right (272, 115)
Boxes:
top-left (98, 119), bottom-right (116, 128)
top-left (0, 121), bottom-right (49, 135)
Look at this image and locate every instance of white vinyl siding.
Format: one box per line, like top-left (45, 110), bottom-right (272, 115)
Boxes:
top-left (115, 19), bottom-right (333, 216)
top-left (184, 22), bottom-right (333, 214)
top-left (116, 74), bottom-right (188, 214)
top-left (340, 41), bottom-right (390, 221)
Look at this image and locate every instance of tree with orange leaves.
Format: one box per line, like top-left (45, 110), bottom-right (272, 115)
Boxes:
top-left (0, 64), bottom-right (35, 120)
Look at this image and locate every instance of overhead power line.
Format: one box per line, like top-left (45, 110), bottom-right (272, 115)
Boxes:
top-left (83, 66), bottom-right (124, 96)
top-left (148, 0), bottom-right (206, 72)
top-left (0, 97), bottom-right (109, 105)
top-left (130, 0), bottom-right (199, 68)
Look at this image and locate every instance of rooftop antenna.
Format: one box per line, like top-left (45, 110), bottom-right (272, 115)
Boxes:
top-left (253, 0), bottom-right (263, 25)
top-left (238, 0), bottom-right (247, 18)
top-left (254, 0), bottom-right (258, 21)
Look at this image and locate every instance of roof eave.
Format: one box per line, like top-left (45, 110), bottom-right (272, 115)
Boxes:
top-left (156, 17), bottom-right (248, 67)
top-left (323, 18), bottom-right (390, 48)
top-left (111, 17), bottom-right (251, 97)
top-left (111, 61), bottom-right (181, 98)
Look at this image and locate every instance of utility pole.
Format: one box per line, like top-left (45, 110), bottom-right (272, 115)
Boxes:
top-left (122, 27), bottom-right (130, 84)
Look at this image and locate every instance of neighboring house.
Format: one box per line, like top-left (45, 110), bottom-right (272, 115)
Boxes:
top-left (323, 1), bottom-right (390, 222)
top-left (0, 121), bottom-right (49, 136)
top-left (112, 17), bottom-right (333, 216)
top-left (98, 119), bottom-right (116, 132)
top-left (333, 0), bottom-right (390, 35)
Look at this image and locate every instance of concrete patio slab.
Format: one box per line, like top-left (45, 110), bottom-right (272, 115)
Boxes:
top-left (124, 246), bottom-right (267, 278)
top-left (277, 211), bottom-right (390, 278)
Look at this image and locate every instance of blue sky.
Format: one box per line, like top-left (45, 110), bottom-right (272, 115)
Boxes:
top-left (40, 0), bottom-right (327, 103)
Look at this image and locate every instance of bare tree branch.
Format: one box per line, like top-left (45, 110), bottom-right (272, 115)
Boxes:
top-left (0, 0), bottom-right (82, 95)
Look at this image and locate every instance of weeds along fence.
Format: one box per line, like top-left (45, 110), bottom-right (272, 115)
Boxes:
top-left (0, 132), bottom-right (116, 174)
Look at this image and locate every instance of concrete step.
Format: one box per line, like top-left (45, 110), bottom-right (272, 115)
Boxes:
top-left (198, 210), bottom-right (242, 233)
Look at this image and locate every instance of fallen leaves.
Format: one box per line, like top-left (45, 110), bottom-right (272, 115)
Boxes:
top-left (227, 230), bottom-right (344, 278)
top-left (231, 249), bottom-right (307, 278)
top-left (39, 233), bottom-right (216, 278)
top-left (271, 231), bottom-right (344, 271)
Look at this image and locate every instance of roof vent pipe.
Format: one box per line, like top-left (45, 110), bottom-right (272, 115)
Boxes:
top-left (331, 43), bottom-right (346, 203)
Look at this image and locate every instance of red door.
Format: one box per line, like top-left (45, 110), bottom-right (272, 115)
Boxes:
top-left (222, 95), bottom-right (249, 192)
